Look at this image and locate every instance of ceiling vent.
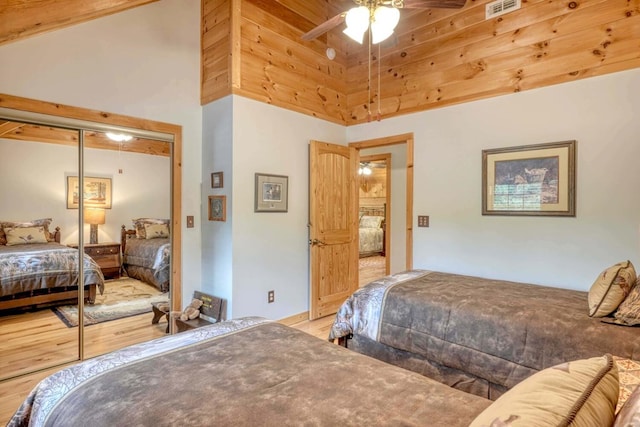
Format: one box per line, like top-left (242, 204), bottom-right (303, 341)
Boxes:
top-left (485, 0), bottom-right (521, 19)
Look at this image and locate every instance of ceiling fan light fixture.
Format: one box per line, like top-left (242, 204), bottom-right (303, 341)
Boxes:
top-left (343, 6), bottom-right (370, 44)
top-left (371, 6), bottom-right (400, 44)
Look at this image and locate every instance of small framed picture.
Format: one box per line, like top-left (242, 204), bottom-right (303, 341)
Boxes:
top-left (255, 173), bottom-right (288, 213)
top-left (208, 195), bottom-right (226, 221)
top-left (211, 171), bottom-right (223, 188)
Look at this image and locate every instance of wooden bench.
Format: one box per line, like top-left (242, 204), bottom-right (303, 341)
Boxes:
top-left (151, 301), bottom-right (171, 333)
top-left (175, 291), bottom-right (224, 333)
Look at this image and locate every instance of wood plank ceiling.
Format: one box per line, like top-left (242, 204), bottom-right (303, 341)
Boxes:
top-left (0, 0), bottom-right (167, 154)
top-left (202, 0), bottom-right (640, 125)
top-left (0, 0), bottom-right (158, 46)
top-left (1, 0), bottom-right (638, 127)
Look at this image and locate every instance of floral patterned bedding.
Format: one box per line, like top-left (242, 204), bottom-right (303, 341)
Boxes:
top-left (359, 215), bottom-right (384, 255)
top-left (359, 227), bottom-right (383, 254)
top-left (122, 237), bottom-right (170, 291)
top-left (0, 243), bottom-right (104, 300)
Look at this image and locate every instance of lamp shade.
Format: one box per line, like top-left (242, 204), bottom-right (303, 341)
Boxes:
top-left (84, 208), bottom-right (106, 225)
top-left (371, 6), bottom-right (400, 44)
top-left (343, 6), bottom-right (370, 44)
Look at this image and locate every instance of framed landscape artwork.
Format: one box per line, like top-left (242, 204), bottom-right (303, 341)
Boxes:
top-left (254, 173), bottom-right (288, 212)
top-left (482, 140), bottom-right (576, 216)
top-left (66, 176), bottom-right (112, 209)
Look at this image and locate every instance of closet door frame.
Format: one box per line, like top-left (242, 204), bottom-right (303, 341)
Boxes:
top-left (0, 93), bottom-right (182, 370)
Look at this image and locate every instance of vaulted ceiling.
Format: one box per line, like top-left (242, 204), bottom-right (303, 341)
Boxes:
top-left (2, 0), bottom-right (640, 127)
top-left (203, 0), bottom-right (640, 125)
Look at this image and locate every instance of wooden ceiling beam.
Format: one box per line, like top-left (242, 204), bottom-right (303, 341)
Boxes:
top-left (0, 122), bottom-right (169, 156)
top-left (0, 120), bottom-right (24, 136)
top-left (0, 0), bottom-right (159, 46)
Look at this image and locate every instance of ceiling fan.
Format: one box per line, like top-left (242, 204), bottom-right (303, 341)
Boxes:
top-left (301, 0), bottom-right (467, 44)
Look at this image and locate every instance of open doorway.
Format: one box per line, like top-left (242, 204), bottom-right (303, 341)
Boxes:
top-left (351, 133), bottom-right (414, 287)
top-left (358, 154), bottom-right (390, 286)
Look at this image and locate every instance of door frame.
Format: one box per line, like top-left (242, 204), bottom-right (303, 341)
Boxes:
top-left (359, 153), bottom-right (391, 275)
top-left (350, 133), bottom-right (414, 271)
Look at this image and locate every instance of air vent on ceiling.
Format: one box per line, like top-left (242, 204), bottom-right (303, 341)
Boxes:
top-left (485, 0), bottom-right (521, 19)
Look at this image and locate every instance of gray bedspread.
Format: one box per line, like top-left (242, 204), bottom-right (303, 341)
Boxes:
top-left (9, 317), bottom-right (491, 427)
top-left (123, 237), bottom-right (170, 291)
top-left (0, 243), bottom-right (104, 298)
top-left (332, 270), bottom-right (640, 392)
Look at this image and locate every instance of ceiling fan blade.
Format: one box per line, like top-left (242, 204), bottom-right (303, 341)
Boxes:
top-left (301, 12), bottom-right (346, 41)
top-left (402, 0), bottom-right (467, 9)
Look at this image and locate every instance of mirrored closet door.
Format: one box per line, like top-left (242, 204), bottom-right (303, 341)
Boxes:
top-left (0, 95), bottom-right (181, 381)
top-left (0, 120), bottom-right (81, 380)
top-left (82, 129), bottom-right (172, 359)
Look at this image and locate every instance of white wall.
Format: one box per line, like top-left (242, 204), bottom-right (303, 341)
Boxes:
top-left (347, 68), bottom-right (640, 291)
top-left (0, 139), bottom-right (170, 244)
top-left (202, 96), bottom-right (234, 316)
top-left (213, 96), bottom-right (345, 319)
top-left (360, 144), bottom-right (407, 274)
top-left (0, 0), bottom-right (202, 306)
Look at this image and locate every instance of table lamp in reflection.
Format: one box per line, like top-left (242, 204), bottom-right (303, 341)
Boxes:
top-left (84, 207), bottom-right (106, 244)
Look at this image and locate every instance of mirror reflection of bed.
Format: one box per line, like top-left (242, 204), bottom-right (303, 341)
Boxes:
top-left (0, 117), bottom-right (172, 382)
top-left (358, 158), bottom-right (389, 287)
top-left (121, 222), bottom-right (171, 293)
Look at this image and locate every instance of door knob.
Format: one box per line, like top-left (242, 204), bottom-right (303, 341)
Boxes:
top-left (309, 239), bottom-right (327, 246)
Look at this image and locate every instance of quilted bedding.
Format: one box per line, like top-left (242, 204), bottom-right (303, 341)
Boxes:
top-left (331, 270), bottom-right (640, 396)
top-left (359, 227), bottom-right (383, 254)
top-left (0, 243), bottom-right (104, 299)
top-left (9, 317), bottom-right (491, 427)
top-left (122, 237), bottom-right (170, 291)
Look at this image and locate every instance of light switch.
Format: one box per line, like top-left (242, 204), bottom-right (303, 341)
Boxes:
top-left (186, 216), bottom-right (194, 228)
top-left (417, 215), bottom-right (429, 227)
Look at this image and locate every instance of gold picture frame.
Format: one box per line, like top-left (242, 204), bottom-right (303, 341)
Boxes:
top-left (66, 176), bottom-right (112, 209)
top-left (208, 195), bottom-right (226, 221)
top-left (482, 140), bottom-right (576, 216)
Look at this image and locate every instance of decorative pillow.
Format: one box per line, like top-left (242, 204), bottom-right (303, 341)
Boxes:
top-left (360, 215), bottom-right (383, 229)
top-left (614, 382), bottom-right (640, 426)
top-left (0, 218), bottom-right (54, 243)
top-left (613, 276), bottom-right (640, 326)
top-left (469, 354), bottom-right (619, 427)
top-left (132, 218), bottom-right (169, 239)
top-left (588, 261), bottom-right (636, 317)
top-left (5, 226), bottom-right (48, 245)
top-left (144, 223), bottom-right (170, 239)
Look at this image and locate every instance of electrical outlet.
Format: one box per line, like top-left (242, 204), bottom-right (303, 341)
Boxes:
top-left (268, 290), bottom-right (275, 303)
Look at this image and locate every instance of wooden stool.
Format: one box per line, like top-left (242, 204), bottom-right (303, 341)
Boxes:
top-left (151, 301), bottom-right (170, 333)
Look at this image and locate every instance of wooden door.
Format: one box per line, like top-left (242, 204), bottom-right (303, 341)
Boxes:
top-left (309, 140), bottom-right (359, 319)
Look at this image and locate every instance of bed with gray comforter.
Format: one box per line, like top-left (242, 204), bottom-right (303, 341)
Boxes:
top-left (330, 270), bottom-right (640, 399)
top-left (9, 317), bottom-right (491, 426)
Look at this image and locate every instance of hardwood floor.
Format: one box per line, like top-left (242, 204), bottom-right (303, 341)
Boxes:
top-left (0, 312), bottom-right (335, 424)
top-left (0, 310), bottom-right (167, 423)
top-left (359, 255), bottom-right (386, 287)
